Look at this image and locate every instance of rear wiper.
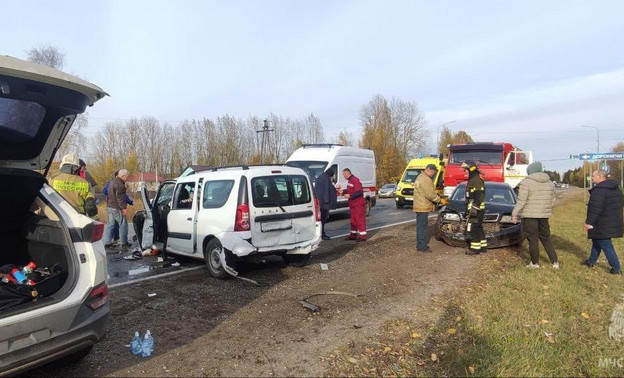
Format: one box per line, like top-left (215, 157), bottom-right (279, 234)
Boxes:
top-left (264, 201), bottom-right (287, 213)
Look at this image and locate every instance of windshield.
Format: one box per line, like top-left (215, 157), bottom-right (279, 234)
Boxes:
top-left (401, 169), bottom-right (422, 183)
top-left (449, 151), bottom-right (503, 165)
top-left (382, 184), bottom-right (396, 189)
top-left (287, 160), bottom-right (328, 182)
top-left (451, 185), bottom-right (516, 205)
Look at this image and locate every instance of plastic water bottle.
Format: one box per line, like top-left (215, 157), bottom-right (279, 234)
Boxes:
top-left (141, 330), bottom-right (154, 357)
top-left (131, 331), bottom-right (142, 355)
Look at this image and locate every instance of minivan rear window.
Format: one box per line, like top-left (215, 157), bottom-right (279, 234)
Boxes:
top-left (251, 175), bottom-right (311, 207)
top-left (0, 98), bottom-right (46, 142)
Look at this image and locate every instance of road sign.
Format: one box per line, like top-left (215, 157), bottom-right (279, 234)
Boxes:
top-left (577, 152), bottom-right (624, 161)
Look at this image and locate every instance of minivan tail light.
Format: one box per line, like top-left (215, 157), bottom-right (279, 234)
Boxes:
top-left (86, 283), bottom-right (109, 311)
top-left (92, 221), bottom-right (104, 242)
top-left (314, 197), bottom-right (320, 222)
top-left (235, 204), bottom-right (250, 231)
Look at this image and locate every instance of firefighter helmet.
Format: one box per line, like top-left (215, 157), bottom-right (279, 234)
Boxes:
top-left (461, 160), bottom-right (480, 173)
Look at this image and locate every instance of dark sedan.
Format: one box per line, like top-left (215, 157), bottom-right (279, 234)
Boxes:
top-left (434, 181), bottom-right (524, 248)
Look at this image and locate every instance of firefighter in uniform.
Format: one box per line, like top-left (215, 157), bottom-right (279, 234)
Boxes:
top-left (463, 161), bottom-right (486, 255)
top-left (341, 168), bottom-right (367, 242)
top-left (50, 154), bottom-right (98, 219)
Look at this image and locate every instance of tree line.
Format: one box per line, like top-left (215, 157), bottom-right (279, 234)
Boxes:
top-left (28, 45), bottom-right (479, 191)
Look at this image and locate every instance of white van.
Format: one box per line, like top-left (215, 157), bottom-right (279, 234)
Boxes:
top-left (286, 144), bottom-right (377, 215)
top-left (137, 165), bottom-right (321, 278)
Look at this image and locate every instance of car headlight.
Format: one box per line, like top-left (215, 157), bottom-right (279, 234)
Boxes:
top-left (442, 213), bottom-right (460, 221)
top-left (499, 215), bottom-right (514, 223)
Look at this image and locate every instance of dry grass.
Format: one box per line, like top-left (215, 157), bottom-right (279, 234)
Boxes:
top-left (326, 189), bottom-right (624, 376)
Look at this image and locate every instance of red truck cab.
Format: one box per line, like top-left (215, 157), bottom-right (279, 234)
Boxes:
top-left (443, 142), bottom-right (532, 197)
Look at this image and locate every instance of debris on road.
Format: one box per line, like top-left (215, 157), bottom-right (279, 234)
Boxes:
top-left (299, 291), bottom-right (364, 313)
top-left (147, 293), bottom-right (157, 298)
top-left (320, 263), bottom-right (329, 271)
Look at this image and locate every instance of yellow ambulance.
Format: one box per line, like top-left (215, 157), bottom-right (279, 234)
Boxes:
top-left (394, 155), bottom-right (445, 209)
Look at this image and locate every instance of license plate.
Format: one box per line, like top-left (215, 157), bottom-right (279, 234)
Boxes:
top-left (261, 220), bottom-right (292, 232)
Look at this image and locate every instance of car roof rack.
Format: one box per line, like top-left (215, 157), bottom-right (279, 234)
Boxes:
top-left (301, 143), bottom-right (343, 148)
top-left (210, 165), bottom-right (250, 172)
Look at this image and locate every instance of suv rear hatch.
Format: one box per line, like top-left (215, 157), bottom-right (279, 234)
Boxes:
top-left (0, 56), bottom-right (107, 316)
top-left (249, 173), bottom-right (316, 248)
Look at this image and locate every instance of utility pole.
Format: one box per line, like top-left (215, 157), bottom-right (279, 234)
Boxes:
top-left (257, 119), bottom-right (274, 164)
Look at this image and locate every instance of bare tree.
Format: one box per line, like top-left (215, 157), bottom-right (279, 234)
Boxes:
top-left (27, 46), bottom-right (65, 70)
top-left (336, 130), bottom-right (354, 146)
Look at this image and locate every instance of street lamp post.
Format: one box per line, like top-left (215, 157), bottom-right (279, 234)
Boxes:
top-left (436, 120), bottom-right (456, 154)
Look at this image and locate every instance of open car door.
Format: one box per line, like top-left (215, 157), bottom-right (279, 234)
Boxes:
top-left (139, 181), bottom-right (176, 250)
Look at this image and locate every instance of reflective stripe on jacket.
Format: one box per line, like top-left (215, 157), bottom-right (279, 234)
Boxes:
top-left (51, 172), bottom-right (94, 215)
top-left (466, 173), bottom-right (485, 211)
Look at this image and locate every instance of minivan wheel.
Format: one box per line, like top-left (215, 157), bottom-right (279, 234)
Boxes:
top-left (283, 253), bottom-right (311, 267)
top-left (204, 239), bottom-right (228, 279)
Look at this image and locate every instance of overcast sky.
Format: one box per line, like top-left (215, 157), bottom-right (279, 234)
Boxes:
top-left (3, 0), bottom-right (623, 173)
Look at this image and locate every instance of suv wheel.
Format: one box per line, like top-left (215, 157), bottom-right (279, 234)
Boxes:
top-left (283, 253), bottom-right (311, 267)
top-left (204, 239), bottom-right (228, 279)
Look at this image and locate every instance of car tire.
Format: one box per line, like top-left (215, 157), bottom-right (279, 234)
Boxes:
top-left (204, 239), bottom-right (229, 279)
top-left (365, 199), bottom-right (372, 216)
top-left (434, 222), bottom-right (442, 241)
top-left (396, 202), bottom-right (403, 209)
top-left (283, 253), bottom-right (311, 267)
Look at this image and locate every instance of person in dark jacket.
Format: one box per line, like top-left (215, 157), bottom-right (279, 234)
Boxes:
top-left (103, 169), bottom-right (131, 248)
top-left (315, 169), bottom-right (338, 240)
top-left (583, 170), bottom-right (623, 274)
top-left (102, 170), bottom-right (134, 244)
top-left (463, 161), bottom-right (486, 255)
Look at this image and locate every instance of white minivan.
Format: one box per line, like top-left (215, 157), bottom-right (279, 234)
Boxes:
top-left (286, 144), bottom-right (377, 215)
top-left (0, 56), bottom-right (109, 374)
top-left (137, 165), bottom-right (321, 278)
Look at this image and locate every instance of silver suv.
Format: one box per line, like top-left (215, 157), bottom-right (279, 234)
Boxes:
top-left (0, 56), bottom-right (109, 375)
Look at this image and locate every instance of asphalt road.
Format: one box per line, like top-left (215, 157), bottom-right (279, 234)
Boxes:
top-left (107, 198), bottom-right (417, 288)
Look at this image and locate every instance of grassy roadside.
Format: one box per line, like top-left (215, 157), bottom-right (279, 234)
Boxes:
top-left (325, 189), bottom-right (624, 376)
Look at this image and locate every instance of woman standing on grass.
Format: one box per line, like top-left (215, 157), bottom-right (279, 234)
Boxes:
top-left (512, 161), bottom-right (559, 269)
top-left (582, 169), bottom-right (623, 274)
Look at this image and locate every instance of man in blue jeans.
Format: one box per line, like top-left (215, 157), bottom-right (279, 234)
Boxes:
top-left (103, 169), bottom-right (131, 248)
top-left (412, 164), bottom-right (447, 252)
top-left (583, 170), bottom-right (623, 274)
